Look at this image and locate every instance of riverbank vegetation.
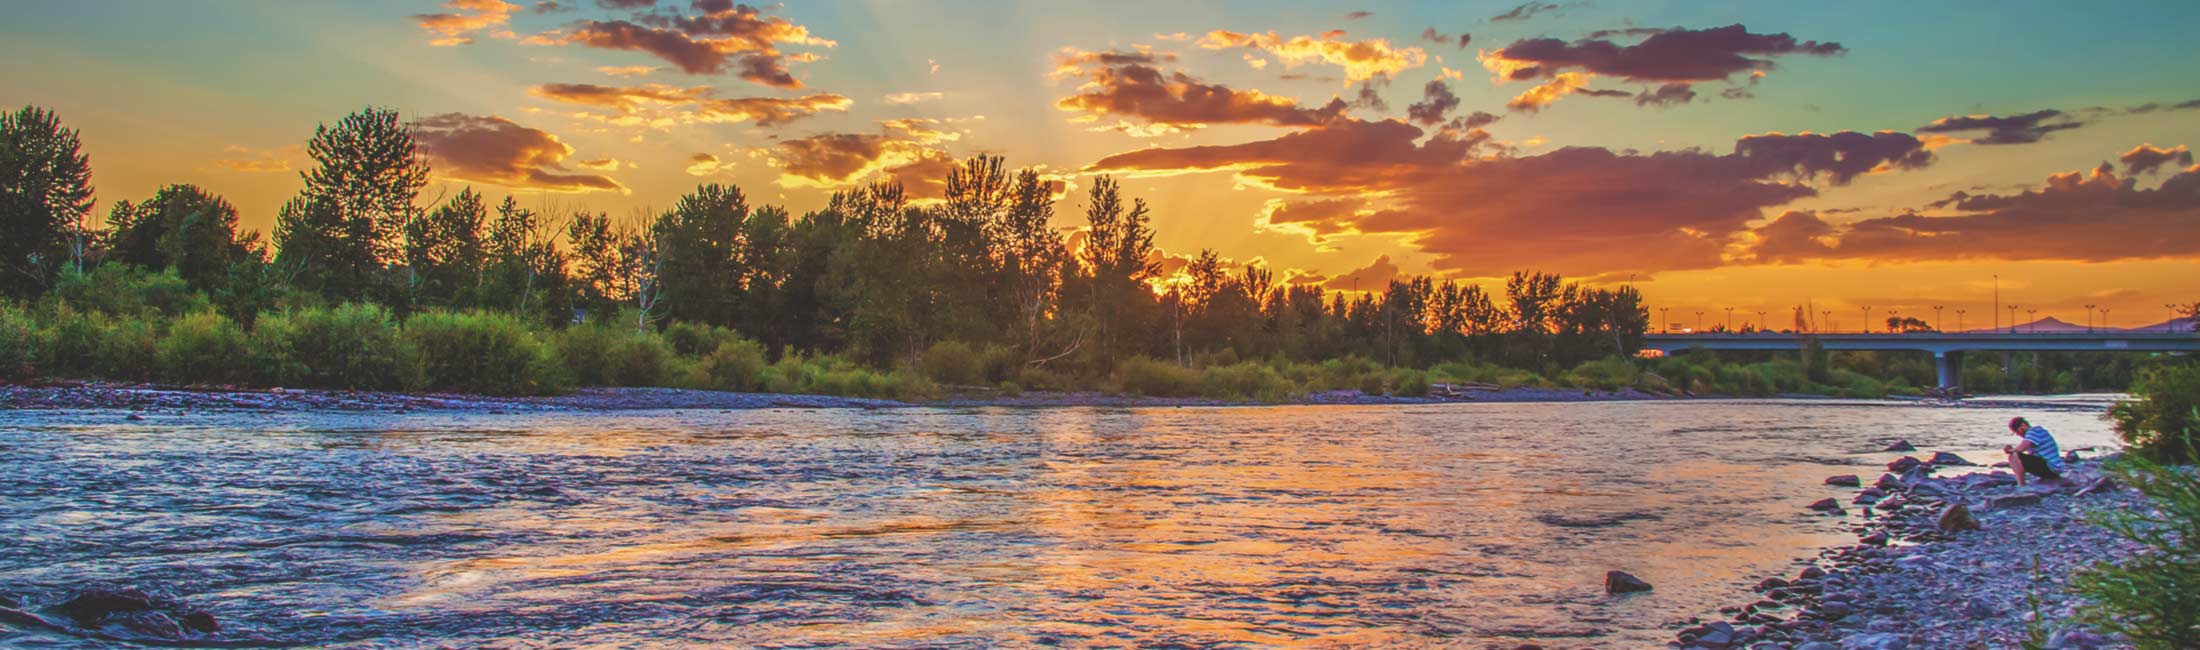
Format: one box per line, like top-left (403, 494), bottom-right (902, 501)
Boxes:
top-left (4, 104), bottom-right (2192, 401)
top-left (2079, 371), bottom-right (2200, 648)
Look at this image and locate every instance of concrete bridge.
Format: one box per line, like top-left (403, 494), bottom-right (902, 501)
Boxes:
top-left (1643, 332), bottom-right (2200, 390)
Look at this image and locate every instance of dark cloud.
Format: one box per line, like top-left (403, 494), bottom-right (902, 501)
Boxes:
top-left (1489, 1), bottom-right (1580, 22)
top-left (1635, 82), bottom-right (1695, 107)
top-left (597, 0), bottom-right (653, 7)
top-left (2121, 144), bottom-right (2194, 176)
top-left (545, 4), bottom-right (829, 87)
top-left (532, 1), bottom-right (569, 13)
top-left (1324, 255), bottom-right (1401, 291)
top-left (1406, 80), bottom-right (1461, 126)
top-left (1747, 163), bottom-right (2200, 264)
top-left (1483, 24), bottom-right (1839, 109)
top-left (1421, 27), bottom-right (1472, 48)
top-left (1450, 110), bottom-right (1502, 130)
top-left (1345, 10), bottom-right (1373, 20)
top-left (1350, 79), bottom-right (1389, 112)
top-left (1915, 109), bottom-right (2086, 145)
top-left (760, 119), bottom-right (960, 191)
top-left (1261, 198), bottom-right (1365, 239)
top-left (1088, 119), bottom-right (1936, 277)
top-left (411, 113), bottom-right (624, 193)
top-left (1053, 60), bottom-right (1347, 130)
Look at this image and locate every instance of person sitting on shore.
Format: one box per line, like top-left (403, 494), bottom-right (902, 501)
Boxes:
top-left (2003, 417), bottom-right (2066, 486)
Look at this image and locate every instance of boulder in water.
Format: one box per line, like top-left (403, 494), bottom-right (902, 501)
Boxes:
top-left (1887, 456), bottom-right (1923, 473)
top-left (1883, 440), bottom-right (1916, 452)
top-left (1605, 570), bottom-right (1654, 594)
top-left (56, 588), bottom-right (155, 625)
top-left (1808, 497), bottom-right (1843, 512)
top-left (1825, 474), bottom-right (1861, 487)
top-left (1936, 503), bottom-right (1980, 532)
top-left (1928, 451), bottom-right (1972, 466)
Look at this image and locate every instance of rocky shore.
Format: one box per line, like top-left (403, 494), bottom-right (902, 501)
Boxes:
top-left (0, 381), bottom-right (1669, 414)
top-left (1665, 447), bottom-right (2142, 650)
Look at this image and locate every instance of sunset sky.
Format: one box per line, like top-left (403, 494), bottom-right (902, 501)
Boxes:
top-left (4, 0), bottom-right (2196, 331)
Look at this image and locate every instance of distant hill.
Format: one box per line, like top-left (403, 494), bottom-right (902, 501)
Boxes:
top-left (1959, 315), bottom-right (2193, 334)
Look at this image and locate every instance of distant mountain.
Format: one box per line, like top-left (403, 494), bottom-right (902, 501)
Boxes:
top-left (2128, 316), bottom-right (2196, 334)
top-left (1958, 315), bottom-right (2194, 334)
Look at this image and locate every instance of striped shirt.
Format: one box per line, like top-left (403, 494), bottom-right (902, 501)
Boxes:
top-left (2024, 426), bottom-right (2065, 472)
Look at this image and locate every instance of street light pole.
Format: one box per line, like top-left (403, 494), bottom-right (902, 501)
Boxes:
top-left (1862, 306), bottom-right (1873, 334)
top-left (1695, 311), bottom-right (1705, 332)
top-left (2084, 304), bottom-right (2096, 332)
top-left (1932, 305), bottom-right (1945, 332)
top-left (1660, 307), bottom-right (1670, 333)
top-left (1725, 307), bottom-right (1734, 332)
top-left (1888, 309), bottom-right (1900, 333)
top-left (1955, 309), bottom-right (1966, 333)
top-left (2100, 308), bottom-right (2110, 331)
top-left (2008, 304), bottom-right (2019, 334)
top-left (1992, 274), bottom-right (2000, 333)
top-left (1756, 310), bottom-right (1767, 333)
top-left (2027, 308), bottom-right (2038, 332)
top-left (1823, 311), bottom-right (1834, 333)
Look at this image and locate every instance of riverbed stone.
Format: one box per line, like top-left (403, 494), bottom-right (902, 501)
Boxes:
top-left (1860, 531), bottom-right (1888, 546)
top-left (1883, 440), bottom-right (1916, 452)
top-left (1927, 451), bottom-right (1971, 466)
top-left (1874, 473), bottom-right (1903, 490)
top-left (179, 611), bottom-right (218, 633)
top-left (1826, 474), bottom-right (1861, 487)
top-left (1605, 570), bottom-right (1654, 594)
top-left (1808, 498), bottom-right (1842, 511)
top-left (1935, 503), bottom-right (1979, 532)
top-left (1887, 456), bottom-right (1922, 473)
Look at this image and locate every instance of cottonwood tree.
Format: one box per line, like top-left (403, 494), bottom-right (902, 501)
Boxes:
top-left (104, 184), bottom-right (259, 292)
top-left (0, 106), bottom-right (94, 296)
top-left (274, 107), bottom-right (429, 299)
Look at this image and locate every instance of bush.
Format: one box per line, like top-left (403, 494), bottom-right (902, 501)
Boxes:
top-left (96, 317), bottom-right (159, 382)
top-left (2110, 363), bottom-right (2200, 462)
top-left (1198, 362), bottom-right (1296, 400)
top-left (2069, 447), bottom-right (2200, 649)
top-left (1015, 366), bottom-right (1071, 392)
top-left (158, 311), bottom-right (251, 385)
top-left (1563, 357), bottom-right (1640, 391)
top-left (252, 303), bottom-right (418, 390)
top-left (34, 306), bottom-right (107, 377)
top-left (550, 324), bottom-right (676, 387)
top-left (404, 310), bottom-right (560, 395)
top-left (698, 338), bottom-right (769, 391)
top-left (1385, 368), bottom-right (1430, 397)
top-left (52, 265), bottom-right (210, 317)
top-left (662, 321), bottom-right (741, 357)
top-left (0, 304), bottom-right (36, 377)
top-left (1115, 356), bottom-right (1199, 397)
top-left (920, 340), bottom-right (983, 385)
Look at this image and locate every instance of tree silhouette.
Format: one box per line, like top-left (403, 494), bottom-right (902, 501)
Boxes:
top-left (0, 106), bottom-right (95, 296)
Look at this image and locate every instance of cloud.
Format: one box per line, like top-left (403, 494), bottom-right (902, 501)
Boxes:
top-left (1746, 163), bottom-right (2200, 264)
top-left (685, 152), bottom-right (726, 176)
top-left (1635, 82), bottom-right (1695, 107)
top-left (2121, 143), bottom-right (2194, 176)
top-left (883, 91), bottom-right (944, 104)
top-left (1406, 79), bottom-right (1460, 125)
top-left (1086, 119), bottom-right (1934, 277)
top-left (1323, 255), bottom-right (1401, 291)
top-left (755, 118), bottom-right (962, 192)
top-left (1049, 46), bottom-right (1177, 79)
top-left (1505, 71), bottom-right (1589, 111)
top-left (530, 82), bottom-right (850, 126)
top-left (1053, 56), bottom-right (1347, 130)
top-left (207, 145), bottom-right (297, 173)
top-left (1421, 27), bottom-right (1471, 48)
top-left (577, 157), bottom-right (633, 171)
top-left (1489, 1), bottom-right (1582, 22)
top-left (1258, 198), bottom-right (1367, 240)
top-left (1345, 10), bottom-right (1373, 20)
top-left (1480, 24), bottom-right (1842, 109)
top-left (411, 113), bottom-right (625, 193)
top-left (1915, 109), bottom-right (2086, 145)
top-left (542, 3), bottom-right (832, 87)
top-left (413, 0), bottom-right (521, 46)
top-left (597, 65), bottom-right (658, 77)
top-left (598, 0), bottom-right (653, 7)
top-left (1197, 30), bottom-right (1428, 82)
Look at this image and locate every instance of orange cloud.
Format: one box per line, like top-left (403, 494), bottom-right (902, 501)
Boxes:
top-left (1196, 30), bottom-right (1427, 82)
top-left (540, 4), bottom-right (832, 87)
top-left (2119, 143), bottom-right (2193, 176)
top-left (755, 119), bottom-right (962, 192)
top-left (1323, 254), bottom-right (1402, 291)
top-left (1054, 58), bottom-right (1346, 131)
top-left (530, 82), bottom-right (850, 127)
top-left (411, 113), bottom-right (625, 193)
top-left (412, 0), bottom-right (520, 46)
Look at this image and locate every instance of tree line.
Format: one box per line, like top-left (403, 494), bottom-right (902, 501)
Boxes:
top-left (0, 104), bottom-right (1654, 393)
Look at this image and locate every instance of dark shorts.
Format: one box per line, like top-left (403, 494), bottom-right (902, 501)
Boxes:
top-left (2018, 453), bottom-right (2061, 480)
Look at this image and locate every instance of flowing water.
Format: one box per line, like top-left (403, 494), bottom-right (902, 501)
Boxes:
top-left (0, 398), bottom-right (2121, 648)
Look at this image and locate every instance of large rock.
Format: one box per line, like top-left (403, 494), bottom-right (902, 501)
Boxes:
top-left (1882, 440), bottom-right (1916, 452)
top-left (1808, 497), bottom-right (1843, 512)
top-left (1928, 451), bottom-right (1972, 466)
top-left (55, 588), bottom-right (156, 625)
top-left (1887, 456), bottom-right (1923, 473)
top-left (1860, 531), bottom-right (1889, 546)
top-left (1874, 473), bottom-right (1903, 490)
top-left (1825, 474), bottom-right (1861, 487)
top-left (1935, 503), bottom-right (1980, 532)
top-left (1605, 570), bottom-right (1654, 594)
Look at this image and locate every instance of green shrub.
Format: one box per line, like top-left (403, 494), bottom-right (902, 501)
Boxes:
top-left (662, 321), bottom-right (741, 357)
top-left (1385, 368), bottom-right (1430, 397)
top-left (2110, 363), bottom-right (2200, 462)
top-left (1563, 357), bottom-right (1640, 391)
top-left (0, 304), bottom-right (36, 377)
top-left (698, 338), bottom-right (769, 391)
top-left (977, 344), bottom-right (1022, 384)
top-left (1115, 356), bottom-right (1199, 397)
top-left (920, 340), bottom-right (983, 385)
top-left (95, 317), bottom-right (159, 381)
top-left (2069, 445), bottom-right (2200, 649)
top-left (997, 380), bottom-right (1022, 396)
top-left (404, 310), bottom-right (560, 395)
top-left (251, 303), bottom-right (418, 390)
top-left (34, 306), bottom-right (107, 377)
top-left (1015, 366), bottom-right (1071, 392)
top-left (52, 265), bottom-right (210, 317)
top-left (1199, 362), bottom-right (1295, 400)
top-left (158, 311), bottom-right (251, 385)
top-left (551, 324), bottom-right (676, 387)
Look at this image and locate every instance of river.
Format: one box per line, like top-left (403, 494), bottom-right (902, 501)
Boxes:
top-left (0, 398), bottom-right (2122, 648)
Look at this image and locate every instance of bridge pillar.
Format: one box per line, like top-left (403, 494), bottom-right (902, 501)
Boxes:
top-left (1934, 350), bottom-right (1965, 391)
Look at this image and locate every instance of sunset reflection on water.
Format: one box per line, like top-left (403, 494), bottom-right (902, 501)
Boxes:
top-left (0, 400), bottom-right (2121, 647)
